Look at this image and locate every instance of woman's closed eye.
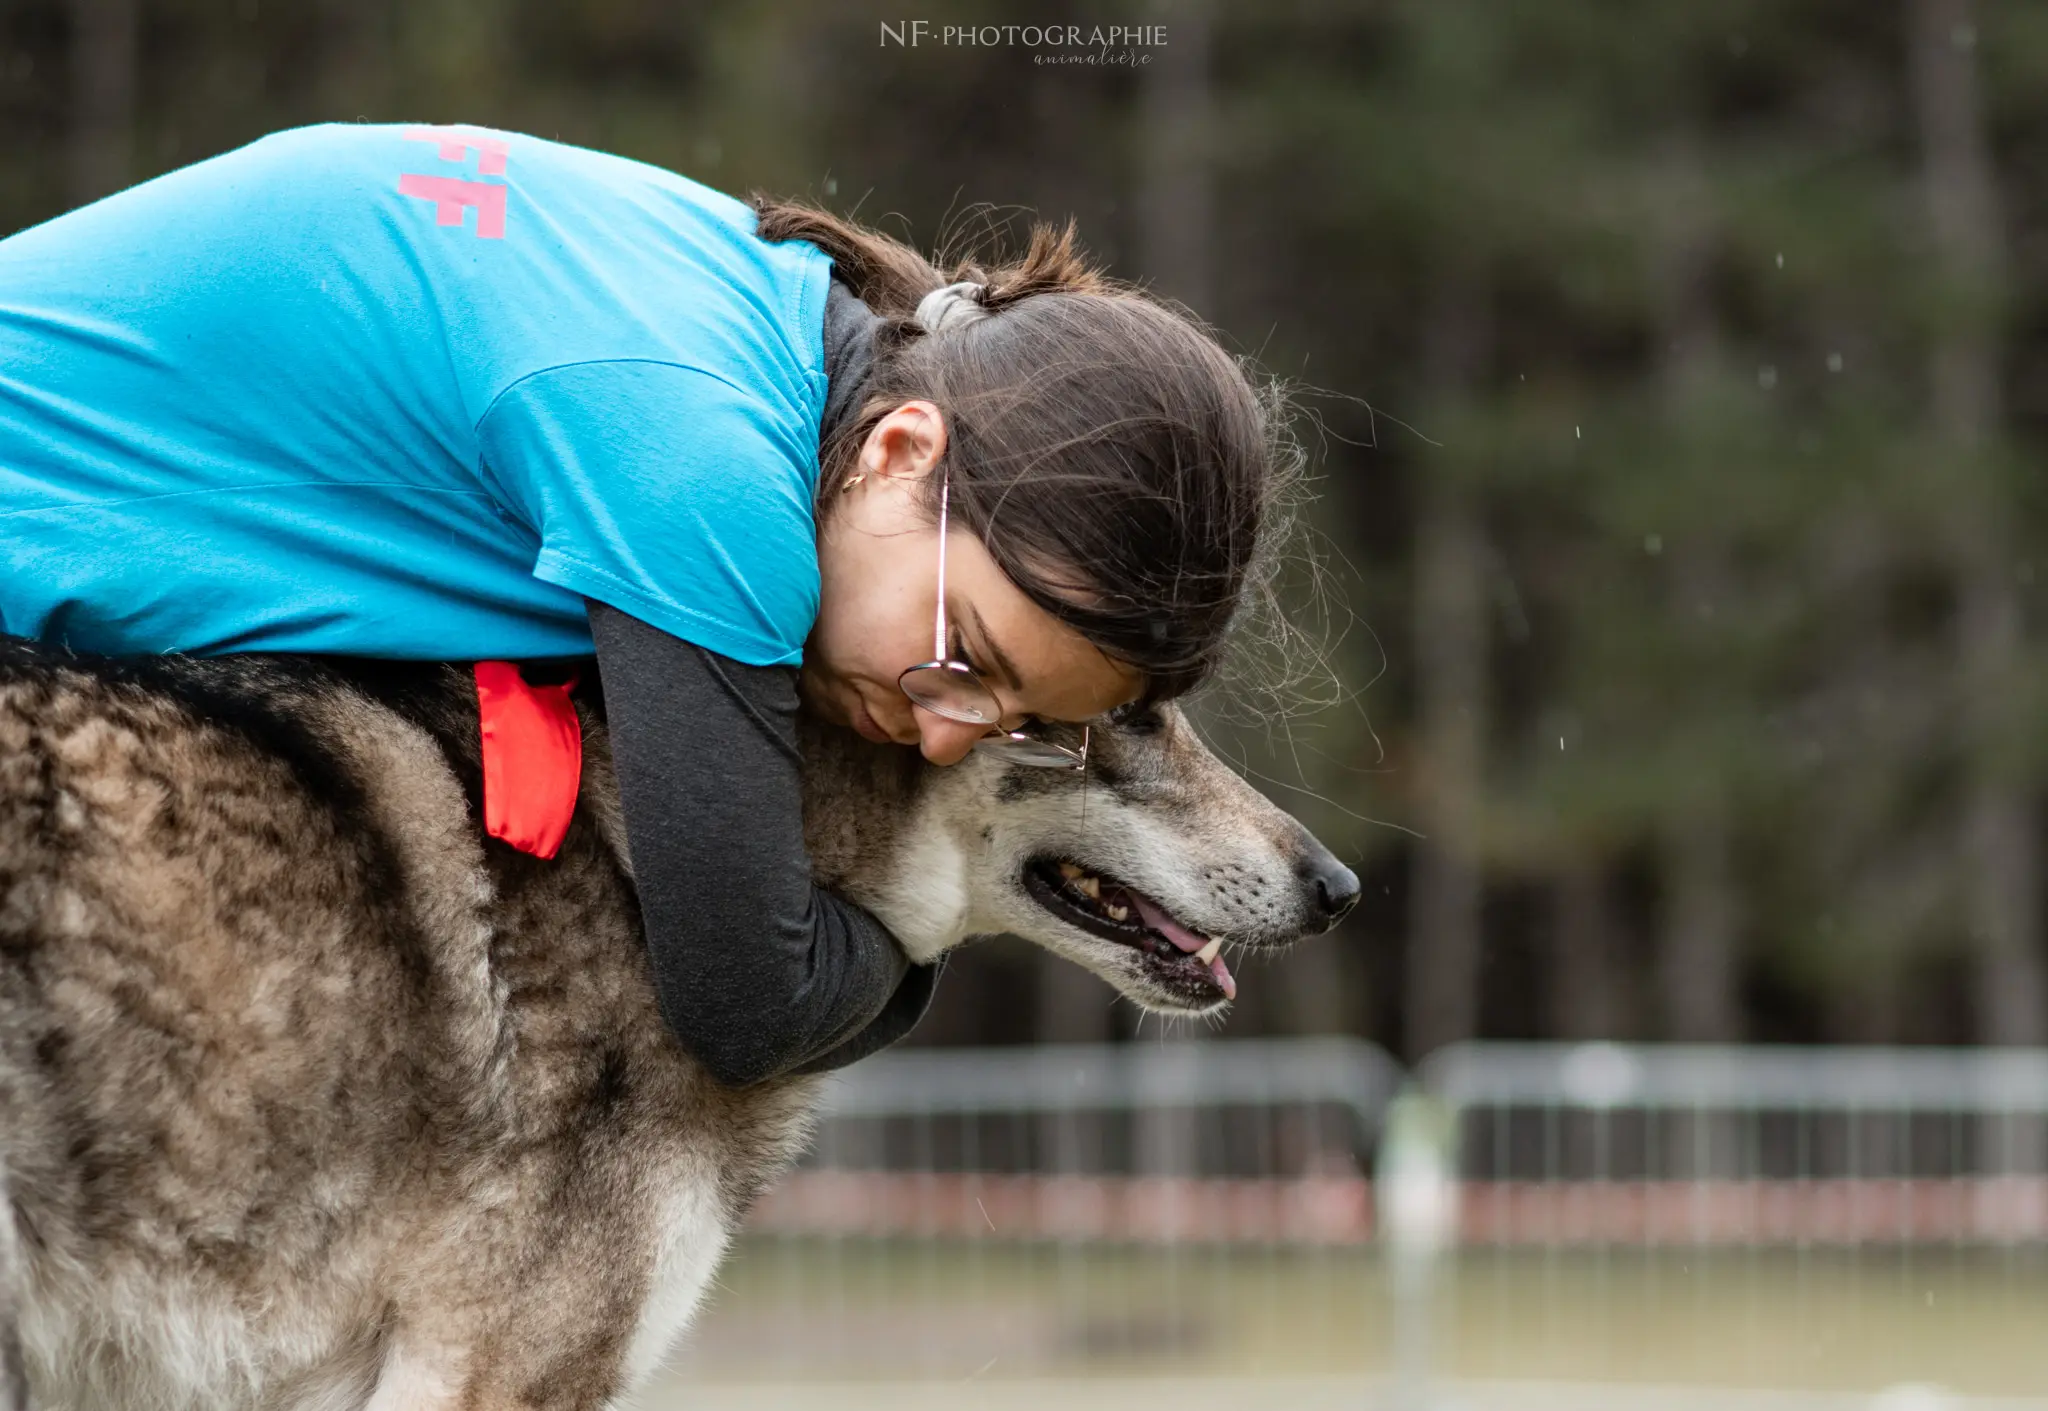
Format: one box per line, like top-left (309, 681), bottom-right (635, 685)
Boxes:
top-left (948, 620), bottom-right (1096, 734)
top-left (947, 629), bottom-right (979, 674)
top-left (952, 630), bottom-right (1023, 707)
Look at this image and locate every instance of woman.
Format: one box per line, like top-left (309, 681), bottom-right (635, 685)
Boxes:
top-left (0, 123), bottom-right (1286, 1085)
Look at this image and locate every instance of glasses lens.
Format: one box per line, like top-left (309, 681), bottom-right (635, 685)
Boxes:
top-left (899, 663), bottom-right (1002, 725)
top-left (974, 733), bottom-right (1083, 769)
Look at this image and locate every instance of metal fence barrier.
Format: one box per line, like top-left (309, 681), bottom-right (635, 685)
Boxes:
top-left (645, 1040), bottom-right (2048, 1408)
top-left (1408, 1042), bottom-right (2048, 1247)
top-left (757, 1036), bottom-right (1403, 1245)
top-left (1372, 1043), bottom-right (2048, 1410)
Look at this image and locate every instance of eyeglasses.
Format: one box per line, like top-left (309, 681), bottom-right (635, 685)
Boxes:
top-left (896, 463), bottom-right (1090, 770)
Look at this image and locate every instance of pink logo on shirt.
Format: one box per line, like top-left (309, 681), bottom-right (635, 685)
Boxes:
top-left (399, 127), bottom-right (510, 239)
top-left (398, 174), bottom-right (508, 239)
top-left (404, 126), bottom-right (509, 175)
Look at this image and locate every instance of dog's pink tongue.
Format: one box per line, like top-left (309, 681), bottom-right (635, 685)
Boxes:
top-left (1131, 894), bottom-right (1237, 1001)
top-left (1131, 893), bottom-right (1205, 953)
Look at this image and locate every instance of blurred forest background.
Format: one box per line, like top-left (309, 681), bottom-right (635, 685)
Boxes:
top-left (3, 0), bottom-right (2045, 1058)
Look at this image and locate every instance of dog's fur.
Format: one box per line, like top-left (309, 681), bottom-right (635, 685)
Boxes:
top-left (0, 639), bottom-right (1349, 1410)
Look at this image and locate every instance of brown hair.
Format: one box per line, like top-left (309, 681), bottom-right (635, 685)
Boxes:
top-left (751, 193), bottom-right (1300, 706)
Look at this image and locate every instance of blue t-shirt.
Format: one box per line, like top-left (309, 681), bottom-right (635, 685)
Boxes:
top-left (0, 122), bottom-right (834, 666)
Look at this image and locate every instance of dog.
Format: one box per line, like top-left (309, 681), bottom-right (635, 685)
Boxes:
top-left (0, 637), bottom-right (1357, 1410)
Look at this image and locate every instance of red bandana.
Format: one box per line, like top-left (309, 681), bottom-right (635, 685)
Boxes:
top-left (474, 661), bottom-right (582, 859)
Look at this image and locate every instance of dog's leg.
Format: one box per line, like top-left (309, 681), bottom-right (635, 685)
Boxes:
top-left (361, 1337), bottom-right (470, 1411)
top-left (0, 1164), bottom-right (24, 1411)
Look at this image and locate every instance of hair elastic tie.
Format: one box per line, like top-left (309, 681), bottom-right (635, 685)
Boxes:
top-left (915, 280), bottom-right (992, 334)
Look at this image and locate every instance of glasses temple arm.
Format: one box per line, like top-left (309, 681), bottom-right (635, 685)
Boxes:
top-left (932, 466), bottom-right (950, 661)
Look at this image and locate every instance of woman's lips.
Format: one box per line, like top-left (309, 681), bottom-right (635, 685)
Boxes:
top-left (851, 699), bottom-right (893, 745)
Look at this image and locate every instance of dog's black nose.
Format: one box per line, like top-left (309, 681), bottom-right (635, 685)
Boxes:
top-left (1297, 845), bottom-right (1361, 931)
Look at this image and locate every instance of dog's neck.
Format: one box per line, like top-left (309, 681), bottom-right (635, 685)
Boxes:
top-left (795, 716), bottom-right (972, 962)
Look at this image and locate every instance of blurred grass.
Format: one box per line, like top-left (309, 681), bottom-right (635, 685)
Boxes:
top-left (632, 1237), bottom-right (2048, 1398)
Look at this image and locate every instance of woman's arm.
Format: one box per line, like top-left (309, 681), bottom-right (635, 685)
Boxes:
top-left (586, 598), bottom-right (939, 1086)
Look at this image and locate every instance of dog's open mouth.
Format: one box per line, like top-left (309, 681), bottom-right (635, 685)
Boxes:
top-left (1022, 859), bottom-right (1237, 1002)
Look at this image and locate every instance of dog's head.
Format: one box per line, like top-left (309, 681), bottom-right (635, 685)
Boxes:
top-left (801, 704), bottom-right (1359, 1016)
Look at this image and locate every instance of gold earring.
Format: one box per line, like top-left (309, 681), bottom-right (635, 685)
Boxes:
top-left (842, 472), bottom-right (867, 492)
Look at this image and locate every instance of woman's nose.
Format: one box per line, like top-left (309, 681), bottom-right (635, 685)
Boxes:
top-left (917, 714), bottom-right (989, 766)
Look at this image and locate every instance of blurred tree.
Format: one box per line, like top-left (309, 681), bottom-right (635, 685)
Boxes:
top-left (315, 0), bottom-right (390, 122)
top-left (1405, 267), bottom-right (1492, 1059)
top-left (65, 0), bottom-right (134, 204)
top-left (1910, 0), bottom-right (2046, 1048)
top-left (1393, 0), bottom-right (1500, 1061)
top-left (1648, 129), bottom-right (1743, 1043)
top-left (1550, 859), bottom-right (1625, 1039)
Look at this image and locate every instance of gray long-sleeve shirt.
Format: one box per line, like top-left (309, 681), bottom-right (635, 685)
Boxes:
top-left (586, 601), bottom-right (940, 1086)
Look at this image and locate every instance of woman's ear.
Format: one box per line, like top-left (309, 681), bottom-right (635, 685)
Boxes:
top-left (864, 400), bottom-right (947, 484)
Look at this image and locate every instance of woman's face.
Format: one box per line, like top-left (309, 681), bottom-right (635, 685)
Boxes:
top-left (804, 400), bottom-right (1143, 765)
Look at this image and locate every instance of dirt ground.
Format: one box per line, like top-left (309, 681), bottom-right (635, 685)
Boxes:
top-left (622, 1238), bottom-right (2048, 1405)
top-left (630, 1377), bottom-right (2047, 1411)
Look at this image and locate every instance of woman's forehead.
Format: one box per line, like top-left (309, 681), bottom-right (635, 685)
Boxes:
top-left (954, 537), bottom-right (1140, 717)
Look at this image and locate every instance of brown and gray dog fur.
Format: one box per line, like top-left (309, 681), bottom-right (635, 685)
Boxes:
top-left (0, 637), bottom-right (1350, 1410)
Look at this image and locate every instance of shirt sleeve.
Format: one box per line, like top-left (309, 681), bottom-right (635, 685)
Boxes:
top-left (586, 597), bottom-right (940, 1086)
top-left (479, 360), bottom-right (822, 668)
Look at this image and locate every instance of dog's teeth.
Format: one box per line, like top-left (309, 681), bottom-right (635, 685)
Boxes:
top-left (1195, 936), bottom-right (1223, 964)
top-left (1058, 862), bottom-right (1083, 880)
top-left (1076, 876), bottom-right (1100, 899)
top-left (1105, 903), bottom-right (1129, 922)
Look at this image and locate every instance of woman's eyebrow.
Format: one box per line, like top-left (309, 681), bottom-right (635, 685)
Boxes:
top-left (964, 602), bottom-right (1024, 692)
